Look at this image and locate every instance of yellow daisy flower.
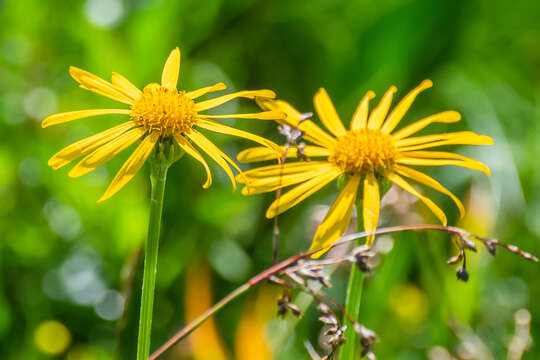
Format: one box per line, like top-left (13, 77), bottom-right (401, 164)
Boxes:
top-left (43, 47), bottom-right (282, 202)
top-left (236, 80), bottom-right (493, 257)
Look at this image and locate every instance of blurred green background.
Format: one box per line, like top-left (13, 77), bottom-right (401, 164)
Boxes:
top-left (1, 0), bottom-right (539, 359)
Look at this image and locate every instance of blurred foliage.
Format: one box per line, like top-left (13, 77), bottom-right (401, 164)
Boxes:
top-left (1, 0), bottom-right (539, 359)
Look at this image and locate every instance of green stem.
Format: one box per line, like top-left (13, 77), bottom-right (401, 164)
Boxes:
top-left (339, 206), bottom-right (365, 360)
top-left (136, 153), bottom-right (169, 360)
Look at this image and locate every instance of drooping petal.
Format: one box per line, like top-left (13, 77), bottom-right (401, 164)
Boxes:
top-left (256, 98), bottom-right (337, 148)
top-left (363, 172), bottom-right (380, 245)
top-left (386, 172), bottom-right (447, 225)
top-left (161, 47), bottom-right (181, 90)
top-left (313, 88), bottom-right (347, 137)
top-left (381, 80), bottom-right (433, 134)
top-left (42, 109), bottom-right (130, 128)
top-left (395, 131), bottom-right (493, 149)
top-left (196, 119), bottom-right (281, 152)
top-left (309, 174), bottom-right (361, 258)
top-left (195, 90), bottom-right (276, 112)
top-left (394, 164), bottom-right (465, 218)
top-left (48, 121), bottom-right (136, 169)
top-left (391, 111), bottom-right (461, 140)
top-left (186, 82), bottom-right (227, 99)
top-left (237, 145), bottom-right (330, 163)
top-left (241, 167), bottom-right (332, 195)
top-left (174, 133), bottom-right (212, 189)
top-left (97, 131), bottom-right (159, 202)
top-left (367, 86), bottom-right (397, 130)
top-left (68, 127), bottom-right (145, 178)
top-left (111, 72), bottom-right (142, 100)
top-left (186, 130), bottom-right (241, 191)
top-left (70, 66), bottom-right (135, 105)
top-left (238, 161), bottom-right (332, 180)
top-left (350, 90), bottom-right (375, 130)
top-left (265, 167), bottom-right (341, 218)
top-left (397, 154), bottom-right (490, 175)
top-left (200, 111), bottom-right (284, 120)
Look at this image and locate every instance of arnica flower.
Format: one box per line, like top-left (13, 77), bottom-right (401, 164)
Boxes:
top-left (43, 47), bottom-right (281, 202)
top-left (236, 80), bottom-right (493, 256)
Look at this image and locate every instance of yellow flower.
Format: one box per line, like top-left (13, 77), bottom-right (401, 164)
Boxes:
top-left (237, 80), bottom-right (493, 257)
top-left (43, 47), bottom-right (282, 202)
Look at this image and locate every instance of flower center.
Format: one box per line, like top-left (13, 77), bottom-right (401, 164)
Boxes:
top-left (130, 84), bottom-right (197, 135)
top-left (329, 129), bottom-right (396, 174)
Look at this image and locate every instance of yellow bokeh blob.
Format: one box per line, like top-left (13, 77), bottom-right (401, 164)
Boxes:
top-left (34, 320), bottom-right (71, 355)
top-left (389, 284), bottom-right (429, 331)
top-left (66, 344), bottom-right (98, 360)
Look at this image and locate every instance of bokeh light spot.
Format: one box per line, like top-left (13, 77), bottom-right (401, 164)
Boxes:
top-left (24, 87), bottom-right (58, 121)
top-left (84, 0), bottom-right (124, 29)
top-left (389, 284), bottom-right (429, 331)
top-left (18, 157), bottom-right (42, 187)
top-left (94, 290), bottom-right (124, 320)
top-left (209, 239), bottom-right (252, 282)
top-left (43, 198), bottom-right (82, 240)
top-left (66, 345), bottom-right (98, 360)
top-left (34, 320), bottom-right (71, 356)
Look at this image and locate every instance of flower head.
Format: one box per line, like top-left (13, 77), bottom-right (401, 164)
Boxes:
top-left (43, 47), bottom-right (282, 202)
top-left (237, 80), bottom-right (493, 257)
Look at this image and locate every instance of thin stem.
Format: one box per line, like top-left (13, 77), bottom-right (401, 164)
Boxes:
top-left (136, 157), bottom-right (169, 360)
top-left (149, 224), bottom-right (537, 359)
top-left (339, 202), bottom-right (365, 360)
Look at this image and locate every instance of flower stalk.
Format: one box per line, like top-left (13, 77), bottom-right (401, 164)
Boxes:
top-left (137, 139), bottom-right (183, 360)
top-left (340, 178), bottom-right (391, 359)
top-left (339, 199), bottom-right (366, 360)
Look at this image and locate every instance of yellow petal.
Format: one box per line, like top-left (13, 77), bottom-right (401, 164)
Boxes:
top-left (363, 172), bottom-right (380, 245)
top-left (239, 161), bottom-right (332, 180)
top-left (397, 155), bottom-right (490, 175)
top-left (200, 111), bottom-right (285, 120)
top-left (240, 164), bottom-right (335, 195)
top-left (161, 47), bottom-right (181, 90)
top-left (395, 131), bottom-right (493, 149)
top-left (256, 98), bottom-right (337, 148)
top-left (144, 83), bottom-right (161, 92)
top-left (174, 133), bottom-right (212, 188)
top-left (367, 85), bottom-right (397, 130)
top-left (187, 130), bottom-right (241, 191)
top-left (394, 164), bottom-right (465, 219)
top-left (42, 109), bottom-right (130, 128)
top-left (265, 167), bottom-right (341, 218)
top-left (381, 80), bottom-right (433, 134)
top-left (256, 98), bottom-right (302, 121)
top-left (69, 127), bottom-right (145, 177)
top-left (69, 66), bottom-right (135, 105)
top-left (195, 90), bottom-right (276, 112)
top-left (186, 82), bottom-right (227, 99)
top-left (313, 88), bottom-right (347, 137)
top-left (48, 121), bottom-right (135, 169)
top-left (309, 174), bottom-right (361, 258)
top-left (196, 119), bottom-right (281, 152)
top-left (111, 72), bottom-right (142, 100)
top-left (391, 111), bottom-right (461, 140)
top-left (350, 91), bottom-right (375, 130)
top-left (386, 172), bottom-right (447, 225)
top-left (397, 136), bottom-right (494, 152)
top-left (237, 145), bottom-right (330, 163)
top-left (97, 132), bottom-right (159, 202)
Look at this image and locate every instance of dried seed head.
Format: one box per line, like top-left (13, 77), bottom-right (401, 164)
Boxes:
top-left (456, 267), bottom-right (469, 282)
top-left (319, 315), bottom-right (338, 326)
top-left (461, 237), bottom-right (477, 252)
top-left (278, 124), bottom-right (303, 144)
top-left (446, 254), bottom-right (462, 265)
